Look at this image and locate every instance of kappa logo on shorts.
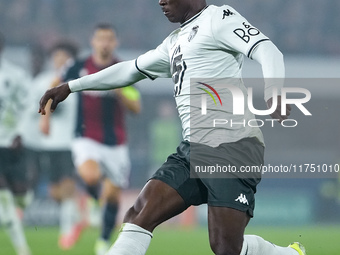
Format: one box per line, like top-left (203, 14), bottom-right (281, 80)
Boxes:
top-left (235, 193), bottom-right (249, 205)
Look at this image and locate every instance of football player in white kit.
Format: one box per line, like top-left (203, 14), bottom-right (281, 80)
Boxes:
top-left (0, 31), bottom-right (32, 255)
top-left (39, 1), bottom-right (305, 255)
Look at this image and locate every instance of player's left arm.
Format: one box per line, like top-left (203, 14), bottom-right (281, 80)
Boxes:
top-left (211, 7), bottom-right (290, 122)
top-left (251, 41), bottom-right (291, 122)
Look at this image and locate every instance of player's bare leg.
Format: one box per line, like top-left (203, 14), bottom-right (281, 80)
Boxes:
top-left (77, 159), bottom-right (102, 190)
top-left (77, 159), bottom-right (122, 255)
top-left (94, 179), bottom-right (121, 255)
top-left (124, 179), bottom-right (187, 231)
top-left (50, 177), bottom-right (85, 250)
top-left (0, 177), bottom-right (31, 255)
top-left (208, 206), bottom-right (302, 255)
top-left (106, 179), bottom-right (187, 255)
top-left (208, 206), bottom-right (249, 255)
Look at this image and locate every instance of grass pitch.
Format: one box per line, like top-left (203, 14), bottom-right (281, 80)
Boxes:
top-left (1, 224), bottom-right (339, 254)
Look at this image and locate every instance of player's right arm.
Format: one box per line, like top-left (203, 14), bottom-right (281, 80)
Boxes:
top-left (39, 38), bottom-right (172, 115)
top-left (38, 60), bottom-right (145, 115)
top-left (39, 82), bottom-right (72, 115)
top-left (69, 37), bottom-right (172, 93)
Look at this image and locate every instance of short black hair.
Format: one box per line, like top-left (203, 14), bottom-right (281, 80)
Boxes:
top-left (94, 23), bottom-right (117, 34)
top-left (49, 40), bottom-right (79, 58)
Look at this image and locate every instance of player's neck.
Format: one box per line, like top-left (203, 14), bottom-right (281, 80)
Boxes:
top-left (181, 4), bottom-right (208, 24)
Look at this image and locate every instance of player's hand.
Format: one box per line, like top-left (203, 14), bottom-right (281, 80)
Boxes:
top-left (266, 96), bottom-right (291, 122)
top-left (38, 83), bottom-right (71, 115)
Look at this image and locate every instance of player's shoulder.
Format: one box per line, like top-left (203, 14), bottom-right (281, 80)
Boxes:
top-left (0, 59), bottom-right (30, 86)
top-left (166, 28), bottom-right (181, 43)
top-left (33, 70), bottom-right (55, 83)
top-left (1, 59), bottom-right (27, 76)
top-left (207, 4), bottom-right (248, 37)
top-left (63, 57), bottom-right (87, 80)
top-left (208, 4), bottom-right (242, 21)
top-left (68, 58), bottom-right (87, 71)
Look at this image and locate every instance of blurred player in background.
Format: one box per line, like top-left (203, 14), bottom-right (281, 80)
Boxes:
top-left (22, 40), bottom-right (83, 250)
top-left (36, 40), bottom-right (86, 249)
top-left (46, 23), bottom-right (141, 255)
top-left (39, 1), bottom-right (305, 255)
top-left (0, 31), bottom-right (32, 255)
top-left (149, 100), bottom-right (181, 174)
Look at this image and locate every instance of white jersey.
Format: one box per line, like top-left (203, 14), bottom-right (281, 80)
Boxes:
top-left (70, 4), bottom-right (284, 147)
top-left (21, 70), bottom-right (77, 150)
top-left (136, 5), bottom-right (268, 146)
top-left (0, 58), bottom-right (29, 147)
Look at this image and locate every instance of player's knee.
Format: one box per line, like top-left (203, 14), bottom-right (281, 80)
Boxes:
top-left (15, 190), bottom-right (34, 209)
top-left (60, 178), bottom-right (76, 196)
top-left (105, 192), bottom-right (120, 204)
top-left (123, 205), bottom-right (156, 233)
top-left (123, 205), bottom-right (139, 223)
top-left (49, 185), bottom-right (62, 202)
top-left (101, 179), bottom-right (120, 203)
top-left (11, 182), bottom-right (28, 195)
top-left (77, 160), bottom-right (101, 185)
top-left (210, 239), bottom-right (242, 255)
top-left (78, 168), bottom-right (100, 186)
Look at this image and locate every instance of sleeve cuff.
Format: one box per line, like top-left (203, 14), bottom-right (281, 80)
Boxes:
top-left (68, 79), bottom-right (82, 93)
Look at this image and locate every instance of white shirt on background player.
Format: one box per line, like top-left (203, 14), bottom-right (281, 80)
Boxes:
top-left (21, 69), bottom-right (77, 151)
top-left (69, 5), bottom-right (284, 146)
top-left (0, 58), bottom-right (29, 148)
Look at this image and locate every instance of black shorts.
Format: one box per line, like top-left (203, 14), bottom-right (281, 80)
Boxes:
top-left (150, 137), bottom-right (264, 217)
top-left (0, 147), bottom-right (28, 193)
top-left (25, 148), bottom-right (75, 184)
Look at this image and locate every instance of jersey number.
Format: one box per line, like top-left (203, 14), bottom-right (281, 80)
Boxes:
top-left (171, 46), bottom-right (187, 96)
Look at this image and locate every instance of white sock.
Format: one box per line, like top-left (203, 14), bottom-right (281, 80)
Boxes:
top-left (0, 189), bottom-right (30, 251)
top-left (241, 235), bottom-right (299, 255)
top-left (106, 223), bottom-right (153, 255)
top-left (59, 198), bottom-right (79, 235)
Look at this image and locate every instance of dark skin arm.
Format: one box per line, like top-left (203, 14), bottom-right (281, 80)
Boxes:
top-left (38, 82), bottom-right (141, 116)
top-left (38, 82), bottom-right (71, 115)
top-left (267, 96), bottom-right (292, 122)
top-left (40, 84), bottom-right (288, 122)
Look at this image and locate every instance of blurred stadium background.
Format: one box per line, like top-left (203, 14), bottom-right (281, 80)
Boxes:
top-left (1, 0), bottom-right (340, 254)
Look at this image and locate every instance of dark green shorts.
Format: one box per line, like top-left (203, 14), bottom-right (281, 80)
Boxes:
top-left (0, 148), bottom-right (27, 192)
top-left (25, 148), bottom-right (75, 184)
top-left (150, 137), bottom-right (264, 217)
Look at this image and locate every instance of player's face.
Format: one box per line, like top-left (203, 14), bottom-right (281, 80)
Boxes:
top-left (52, 49), bottom-right (71, 69)
top-left (91, 29), bottom-right (117, 60)
top-left (159, 0), bottom-right (206, 24)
